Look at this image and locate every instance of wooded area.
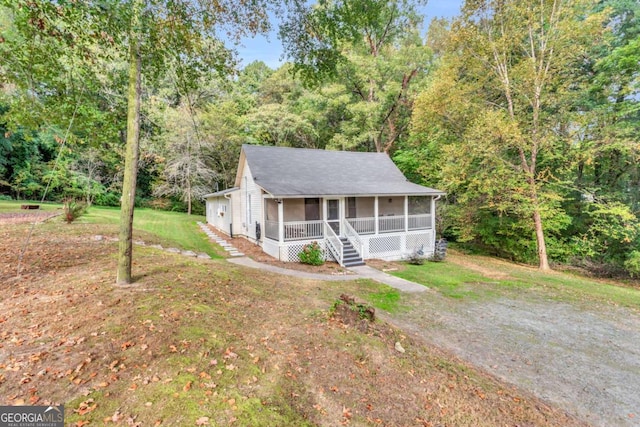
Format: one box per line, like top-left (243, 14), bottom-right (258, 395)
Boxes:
top-left (0, 0), bottom-right (638, 276)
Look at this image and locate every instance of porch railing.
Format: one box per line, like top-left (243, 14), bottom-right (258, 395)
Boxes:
top-left (347, 217), bottom-right (375, 234)
top-left (323, 221), bottom-right (343, 265)
top-left (408, 214), bottom-right (432, 230)
top-left (378, 215), bottom-right (405, 233)
top-left (266, 214), bottom-right (432, 242)
top-left (284, 220), bottom-right (323, 241)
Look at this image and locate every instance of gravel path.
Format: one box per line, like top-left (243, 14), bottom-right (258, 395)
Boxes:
top-left (391, 292), bottom-right (640, 427)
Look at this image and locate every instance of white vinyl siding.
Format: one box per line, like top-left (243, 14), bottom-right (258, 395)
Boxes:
top-left (240, 160), bottom-right (263, 241)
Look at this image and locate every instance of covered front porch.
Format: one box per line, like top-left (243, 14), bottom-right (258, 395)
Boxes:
top-left (261, 195), bottom-right (436, 264)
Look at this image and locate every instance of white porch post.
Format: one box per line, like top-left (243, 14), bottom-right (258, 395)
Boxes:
top-left (374, 196), bottom-right (379, 235)
top-left (431, 196), bottom-right (436, 230)
top-left (404, 195), bottom-right (409, 232)
top-left (278, 200), bottom-right (284, 243)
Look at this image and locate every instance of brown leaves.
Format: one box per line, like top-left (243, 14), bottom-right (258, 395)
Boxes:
top-left (195, 417), bottom-right (209, 426)
top-left (74, 398), bottom-right (97, 415)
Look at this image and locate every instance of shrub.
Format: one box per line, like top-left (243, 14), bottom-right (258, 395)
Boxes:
top-left (624, 251), bottom-right (640, 278)
top-left (63, 199), bottom-right (87, 223)
top-left (94, 192), bottom-right (120, 207)
top-left (298, 241), bottom-right (324, 266)
top-left (406, 250), bottom-right (425, 265)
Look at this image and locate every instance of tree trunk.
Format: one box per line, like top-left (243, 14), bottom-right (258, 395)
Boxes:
top-left (116, 2), bottom-right (142, 285)
top-left (533, 207), bottom-right (550, 271)
top-left (187, 185), bottom-right (192, 215)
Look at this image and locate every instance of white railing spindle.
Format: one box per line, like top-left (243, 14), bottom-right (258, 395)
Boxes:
top-left (323, 221), bottom-right (343, 265)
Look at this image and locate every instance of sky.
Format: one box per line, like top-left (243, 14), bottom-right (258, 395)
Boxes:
top-left (234, 0), bottom-right (464, 69)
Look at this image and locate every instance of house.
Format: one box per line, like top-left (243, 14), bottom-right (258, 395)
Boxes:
top-left (204, 144), bottom-right (444, 267)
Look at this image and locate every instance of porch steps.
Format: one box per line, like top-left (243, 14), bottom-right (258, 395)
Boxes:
top-left (340, 237), bottom-right (365, 267)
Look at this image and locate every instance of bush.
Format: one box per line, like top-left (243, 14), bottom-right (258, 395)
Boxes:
top-left (298, 241), bottom-right (324, 266)
top-left (624, 251), bottom-right (640, 278)
top-left (94, 192), bottom-right (120, 207)
top-left (63, 199), bottom-right (87, 223)
top-left (406, 250), bottom-right (425, 265)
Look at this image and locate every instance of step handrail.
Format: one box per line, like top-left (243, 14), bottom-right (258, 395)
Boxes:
top-left (342, 219), bottom-right (363, 257)
top-left (323, 221), bottom-right (343, 265)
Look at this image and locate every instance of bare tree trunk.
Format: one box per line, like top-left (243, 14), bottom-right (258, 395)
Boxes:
top-left (117, 2), bottom-right (142, 285)
top-left (533, 207), bottom-right (550, 271)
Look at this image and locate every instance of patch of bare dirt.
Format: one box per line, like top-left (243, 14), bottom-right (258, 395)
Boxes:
top-left (0, 211), bottom-right (61, 225)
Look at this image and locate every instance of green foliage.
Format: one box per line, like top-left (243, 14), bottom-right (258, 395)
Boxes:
top-left (63, 198), bottom-right (87, 223)
top-left (624, 251), bottom-right (640, 278)
top-left (94, 192), bottom-right (120, 207)
top-left (298, 241), bottom-right (325, 266)
top-left (280, 0), bottom-right (431, 153)
top-left (570, 201), bottom-right (640, 270)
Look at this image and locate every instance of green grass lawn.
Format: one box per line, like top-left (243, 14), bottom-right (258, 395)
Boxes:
top-left (393, 257), bottom-right (640, 310)
top-left (0, 200), bottom-right (62, 211)
top-left (0, 200), bottom-right (222, 258)
top-left (82, 205), bottom-right (222, 258)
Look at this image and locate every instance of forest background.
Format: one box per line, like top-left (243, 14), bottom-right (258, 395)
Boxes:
top-left (0, 0), bottom-right (638, 276)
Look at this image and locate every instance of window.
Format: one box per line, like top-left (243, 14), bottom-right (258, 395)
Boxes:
top-left (304, 198), bottom-right (320, 220)
top-left (347, 197), bottom-right (357, 218)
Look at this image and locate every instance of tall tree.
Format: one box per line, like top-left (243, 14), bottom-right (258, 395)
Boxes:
top-left (117, 0), bottom-right (142, 285)
top-left (280, 0), bottom-right (431, 153)
top-left (153, 104), bottom-right (218, 214)
top-left (411, 0), bottom-right (608, 270)
top-left (116, 0), bottom-right (271, 283)
top-left (1, 0), bottom-right (273, 284)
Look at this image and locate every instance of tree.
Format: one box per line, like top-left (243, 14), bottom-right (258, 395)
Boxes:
top-left (117, 0), bottom-right (142, 285)
top-left (280, 0), bottom-right (431, 153)
top-left (1, 0), bottom-right (273, 284)
top-left (117, 0), bottom-right (272, 283)
top-left (153, 104), bottom-right (218, 214)
top-left (410, 0), bottom-right (608, 270)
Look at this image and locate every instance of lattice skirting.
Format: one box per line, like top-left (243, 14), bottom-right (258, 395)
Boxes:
top-left (263, 239), bottom-right (334, 262)
top-left (361, 230), bottom-right (434, 261)
top-left (263, 230), bottom-right (433, 263)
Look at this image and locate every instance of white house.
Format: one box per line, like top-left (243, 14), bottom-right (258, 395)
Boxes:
top-left (204, 144), bottom-right (444, 267)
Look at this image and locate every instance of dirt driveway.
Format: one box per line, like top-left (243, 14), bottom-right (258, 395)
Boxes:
top-left (389, 287), bottom-right (640, 427)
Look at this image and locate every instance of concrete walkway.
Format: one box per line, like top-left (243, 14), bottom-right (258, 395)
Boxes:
top-left (348, 265), bottom-right (427, 292)
top-left (227, 257), bottom-right (358, 281)
top-left (227, 257), bottom-right (427, 293)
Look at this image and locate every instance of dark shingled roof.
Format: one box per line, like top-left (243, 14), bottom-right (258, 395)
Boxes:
top-left (241, 144), bottom-right (444, 197)
top-left (203, 187), bottom-right (239, 199)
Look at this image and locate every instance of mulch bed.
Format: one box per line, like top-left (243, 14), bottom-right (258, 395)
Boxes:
top-left (206, 224), bottom-right (356, 275)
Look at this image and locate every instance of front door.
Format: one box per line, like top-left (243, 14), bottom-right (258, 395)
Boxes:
top-left (327, 199), bottom-right (340, 234)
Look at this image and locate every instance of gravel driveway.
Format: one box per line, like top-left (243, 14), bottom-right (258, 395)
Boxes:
top-left (389, 291), bottom-right (640, 427)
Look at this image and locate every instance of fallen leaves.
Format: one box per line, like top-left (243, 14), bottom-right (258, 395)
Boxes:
top-left (74, 398), bottom-right (97, 415)
top-left (121, 341), bottom-right (134, 351)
